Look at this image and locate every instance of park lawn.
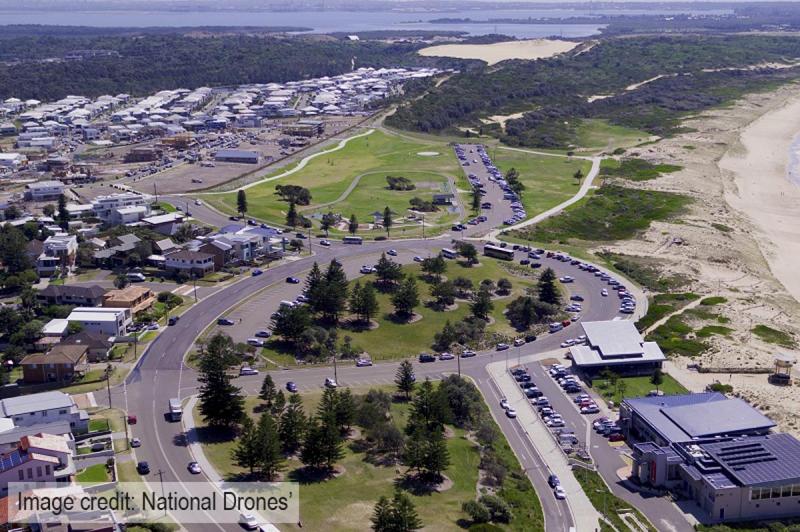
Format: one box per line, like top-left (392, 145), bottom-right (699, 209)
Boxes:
top-left (573, 119), bottom-right (651, 153)
top-left (493, 147), bottom-right (592, 219)
top-left (209, 130), bottom-right (461, 228)
top-left (76, 463), bottom-right (111, 484)
top-left (594, 373), bottom-right (688, 405)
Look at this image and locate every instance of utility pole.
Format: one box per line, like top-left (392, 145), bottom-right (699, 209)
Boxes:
top-left (457, 349), bottom-right (461, 378)
top-left (517, 345), bottom-right (521, 367)
top-left (105, 364), bottom-right (113, 408)
top-left (421, 213), bottom-right (425, 240)
top-left (333, 354), bottom-right (338, 383)
top-left (193, 274), bottom-right (198, 302)
top-left (156, 469), bottom-right (167, 516)
top-left (153, 182), bottom-right (158, 204)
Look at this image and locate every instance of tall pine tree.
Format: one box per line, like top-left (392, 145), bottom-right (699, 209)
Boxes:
top-left (256, 413), bottom-right (284, 480)
top-left (197, 333), bottom-right (244, 428)
top-left (279, 393), bottom-right (306, 454)
top-left (232, 416), bottom-right (259, 474)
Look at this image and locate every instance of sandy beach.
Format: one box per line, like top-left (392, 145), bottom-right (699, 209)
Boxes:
top-left (719, 93), bottom-right (800, 304)
top-left (417, 39), bottom-right (579, 65)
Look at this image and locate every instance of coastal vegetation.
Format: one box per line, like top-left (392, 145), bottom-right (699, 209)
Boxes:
top-left (600, 158), bottom-right (682, 181)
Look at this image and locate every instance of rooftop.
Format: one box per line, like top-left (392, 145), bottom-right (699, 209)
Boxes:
top-left (701, 434), bottom-right (800, 487)
top-left (103, 285), bottom-right (152, 303)
top-left (0, 391), bottom-right (74, 417)
top-left (38, 284), bottom-right (106, 300)
top-left (582, 320), bottom-right (645, 357)
top-left (22, 345), bottom-right (88, 366)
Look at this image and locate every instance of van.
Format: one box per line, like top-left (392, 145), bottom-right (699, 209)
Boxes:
top-left (549, 322), bottom-right (563, 333)
top-left (127, 272), bottom-right (146, 282)
top-left (279, 300), bottom-right (295, 308)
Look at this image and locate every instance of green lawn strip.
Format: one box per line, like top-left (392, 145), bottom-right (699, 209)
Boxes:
top-left (513, 184), bottom-right (691, 244)
top-left (492, 148), bottom-right (592, 219)
top-left (87, 408), bottom-right (127, 433)
top-left (211, 130), bottom-right (461, 228)
top-left (153, 202), bottom-right (176, 213)
top-left (594, 374), bottom-right (688, 405)
top-left (696, 325), bottom-right (734, 338)
top-left (751, 324), bottom-right (797, 348)
top-left (89, 418), bottom-right (110, 432)
top-left (696, 519), bottom-right (800, 531)
top-left (76, 463), bottom-right (111, 484)
top-left (600, 157), bottom-right (682, 181)
top-left (573, 119), bottom-right (652, 153)
top-left (574, 468), bottom-right (656, 532)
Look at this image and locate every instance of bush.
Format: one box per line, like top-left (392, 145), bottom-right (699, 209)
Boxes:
top-left (462, 500), bottom-right (490, 524)
top-left (479, 494), bottom-right (511, 523)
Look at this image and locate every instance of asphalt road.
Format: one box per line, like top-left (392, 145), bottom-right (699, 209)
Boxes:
top-left (99, 143), bottom-right (683, 532)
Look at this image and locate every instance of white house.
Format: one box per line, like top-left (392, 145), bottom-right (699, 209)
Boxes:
top-left (66, 307), bottom-right (132, 337)
top-left (25, 181), bottom-right (64, 201)
top-left (0, 391), bottom-right (88, 433)
top-left (91, 192), bottom-right (153, 223)
top-left (0, 152), bottom-right (27, 170)
top-left (36, 234), bottom-right (78, 276)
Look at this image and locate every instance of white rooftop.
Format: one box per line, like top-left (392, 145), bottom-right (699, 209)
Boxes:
top-left (0, 391), bottom-right (74, 417)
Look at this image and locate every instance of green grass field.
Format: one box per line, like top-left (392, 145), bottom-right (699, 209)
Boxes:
top-left (600, 158), bottom-right (682, 181)
top-left (76, 463), bottom-right (111, 484)
top-left (492, 148), bottom-right (592, 219)
top-left (573, 119), bottom-right (652, 154)
top-left (593, 373), bottom-right (688, 405)
top-left (260, 257), bottom-right (542, 363)
top-left (207, 130), bottom-right (463, 234)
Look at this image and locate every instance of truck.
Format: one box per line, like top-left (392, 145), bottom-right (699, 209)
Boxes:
top-left (168, 398), bottom-right (182, 422)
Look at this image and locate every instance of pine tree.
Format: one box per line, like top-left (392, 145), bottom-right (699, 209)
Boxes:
top-left (319, 259), bottom-right (348, 323)
top-left (650, 368), bottom-right (664, 393)
top-left (259, 374), bottom-right (277, 408)
top-left (279, 393), bottom-right (306, 454)
top-left (374, 252), bottom-right (403, 287)
top-left (305, 262), bottom-right (324, 313)
top-left (370, 496), bottom-right (393, 532)
top-left (231, 416), bottom-right (259, 474)
top-left (320, 211), bottom-right (336, 236)
top-left (317, 387), bottom-right (339, 419)
top-left (470, 287), bottom-right (494, 320)
top-left (349, 281), bottom-right (364, 321)
top-left (391, 275), bottom-right (419, 319)
top-left (197, 333), bottom-right (244, 428)
top-left (359, 283), bottom-right (379, 322)
top-left (300, 417), bottom-right (326, 469)
top-left (395, 360), bottom-right (416, 400)
top-left (57, 194), bottom-right (70, 231)
top-left (391, 490), bottom-right (422, 532)
top-left (348, 214), bottom-right (358, 235)
top-left (271, 389), bottom-right (286, 416)
top-left (319, 410), bottom-right (344, 470)
top-left (256, 413), bottom-right (284, 480)
top-left (424, 428), bottom-right (451, 481)
top-left (471, 185), bottom-right (481, 212)
top-left (457, 242), bottom-right (479, 265)
top-left (407, 379), bottom-right (450, 434)
top-left (237, 189), bottom-right (248, 217)
top-left (286, 201), bottom-right (299, 226)
top-left (335, 387), bottom-right (355, 432)
top-left (382, 206), bottom-right (392, 237)
top-left (537, 267), bottom-right (561, 305)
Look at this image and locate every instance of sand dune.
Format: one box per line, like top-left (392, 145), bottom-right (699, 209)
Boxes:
top-left (418, 39), bottom-right (579, 65)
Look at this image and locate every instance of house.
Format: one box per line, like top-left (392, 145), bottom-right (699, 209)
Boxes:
top-left (21, 345), bottom-right (88, 384)
top-left (66, 307), bottom-right (132, 337)
top-left (102, 285), bottom-right (155, 316)
top-left (0, 391), bottom-right (89, 433)
top-left (24, 181), bottom-right (64, 201)
top-left (0, 421), bottom-right (74, 452)
top-left (92, 234), bottom-right (141, 267)
top-left (91, 192), bottom-right (153, 224)
top-left (154, 238), bottom-right (178, 255)
top-left (125, 146), bottom-right (163, 163)
top-left (198, 240), bottom-right (233, 270)
top-left (0, 433), bottom-right (74, 497)
top-left (140, 212), bottom-right (185, 236)
top-left (623, 393), bottom-right (800, 523)
top-left (165, 250), bottom-right (215, 277)
top-left (60, 330), bottom-right (113, 363)
top-left (36, 284), bottom-right (106, 307)
top-left (0, 152), bottom-right (27, 170)
top-left (568, 320), bottom-right (665, 379)
top-left (36, 234), bottom-right (78, 276)
top-left (213, 149), bottom-right (259, 164)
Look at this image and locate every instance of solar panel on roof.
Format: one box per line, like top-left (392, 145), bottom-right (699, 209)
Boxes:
top-left (0, 450), bottom-right (23, 472)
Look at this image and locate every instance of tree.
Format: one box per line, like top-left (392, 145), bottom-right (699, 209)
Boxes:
top-left (114, 274), bottom-right (129, 290)
top-left (57, 194), bottom-right (69, 231)
top-left (0, 226), bottom-right (32, 274)
top-left (496, 278), bottom-right (512, 295)
top-left (317, 259), bottom-right (349, 323)
top-left (407, 379), bottom-right (450, 434)
top-left (471, 185), bottom-right (481, 212)
top-left (279, 393), bottom-right (306, 454)
top-left (421, 255), bottom-right (446, 283)
top-left (506, 295), bottom-right (557, 330)
top-left (389, 490), bottom-right (422, 532)
top-left (232, 417), bottom-right (260, 474)
top-left (237, 189), bottom-right (248, 217)
top-left (374, 253), bottom-right (403, 288)
top-left (573, 168), bottom-right (584, 184)
top-left (42, 204), bottom-right (55, 217)
top-left (349, 281), bottom-right (378, 323)
top-left (272, 304), bottom-right (312, 346)
top-left (289, 239), bottom-right (304, 252)
top-left (259, 374), bottom-right (277, 408)
top-left (537, 267), bottom-right (561, 305)
top-left (650, 368), bottom-right (664, 393)
top-left (335, 387), bottom-right (355, 432)
top-left (382, 206), bottom-right (393, 237)
top-left (453, 276), bottom-right (473, 297)
top-left (395, 360), bottom-right (416, 400)
top-left (470, 287), bottom-right (494, 321)
top-left (371, 496), bottom-right (394, 532)
top-left (462, 500), bottom-right (490, 524)
top-left (456, 242), bottom-right (478, 265)
top-left (617, 378), bottom-right (627, 399)
top-left (271, 390), bottom-right (286, 416)
top-left (197, 333), bottom-right (245, 428)
top-left (479, 494), bottom-right (511, 523)
top-left (286, 201), bottom-right (299, 227)
top-left (275, 184), bottom-right (311, 205)
top-left (320, 211), bottom-right (337, 236)
top-left (425, 428), bottom-right (450, 480)
top-left (505, 167), bottom-right (525, 197)
top-left (301, 411), bottom-right (343, 471)
top-left (4, 205), bottom-right (21, 220)
top-left (256, 413), bottom-right (284, 480)
top-left (391, 275), bottom-right (419, 319)
top-left (430, 280), bottom-right (456, 309)
top-left (348, 214), bottom-right (358, 235)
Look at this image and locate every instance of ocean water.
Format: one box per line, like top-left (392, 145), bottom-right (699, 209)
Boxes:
top-left (787, 133), bottom-right (800, 186)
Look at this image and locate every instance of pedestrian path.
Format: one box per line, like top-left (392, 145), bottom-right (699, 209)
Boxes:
top-left (487, 353), bottom-right (601, 532)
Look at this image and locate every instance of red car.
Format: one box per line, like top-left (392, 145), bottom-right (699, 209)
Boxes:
top-left (127, 415), bottom-right (137, 425)
top-left (562, 320), bottom-right (572, 327)
top-left (608, 433), bottom-right (625, 442)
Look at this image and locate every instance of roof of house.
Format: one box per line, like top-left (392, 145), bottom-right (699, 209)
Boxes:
top-left (0, 391), bottom-right (74, 417)
top-left (167, 250), bottom-right (213, 261)
top-left (21, 345), bottom-right (88, 366)
top-left (42, 319), bottom-right (69, 335)
top-left (624, 392), bottom-right (776, 444)
top-left (60, 330), bottom-right (114, 350)
top-left (570, 342), bottom-right (665, 368)
top-left (154, 238), bottom-right (177, 252)
top-left (37, 284), bottom-right (107, 300)
top-left (142, 212), bottom-right (185, 225)
top-left (582, 320), bottom-right (645, 357)
top-left (0, 421), bottom-right (73, 446)
top-left (214, 148), bottom-right (259, 158)
top-left (20, 433), bottom-right (71, 454)
top-left (700, 433), bottom-right (800, 487)
top-left (102, 285), bottom-right (152, 304)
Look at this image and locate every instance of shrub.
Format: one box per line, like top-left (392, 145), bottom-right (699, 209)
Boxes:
top-left (462, 500), bottom-right (490, 524)
top-left (479, 494), bottom-right (511, 523)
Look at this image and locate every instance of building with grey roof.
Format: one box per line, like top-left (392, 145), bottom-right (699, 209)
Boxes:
top-left (0, 391), bottom-right (88, 434)
top-left (624, 392), bottom-right (800, 523)
top-left (569, 320), bottom-right (665, 378)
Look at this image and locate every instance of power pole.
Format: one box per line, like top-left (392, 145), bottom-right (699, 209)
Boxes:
top-left (105, 364), bottom-right (112, 408)
top-left (333, 354), bottom-right (338, 383)
top-left (156, 469), bottom-right (167, 516)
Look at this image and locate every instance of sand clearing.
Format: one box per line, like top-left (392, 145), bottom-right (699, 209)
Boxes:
top-left (418, 39), bottom-right (579, 65)
top-left (720, 95), bottom-right (800, 304)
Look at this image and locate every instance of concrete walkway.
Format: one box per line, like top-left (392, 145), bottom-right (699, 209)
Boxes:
top-left (487, 155), bottom-right (602, 240)
top-left (487, 355), bottom-right (602, 532)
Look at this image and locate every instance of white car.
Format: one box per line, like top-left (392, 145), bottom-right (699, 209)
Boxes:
top-left (187, 461), bottom-right (201, 474)
top-left (319, 239), bottom-right (331, 246)
top-left (460, 350), bottom-right (477, 358)
top-left (360, 265), bottom-right (375, 274)
top-left (513, 338), bottom-right (525, 347)
top-left (500, 398), bottom-right (510, 410)
top-left (505, 408), bottom-right (517, 418)
top-left (325, 377), bottom-right (338, 388)
top-left (239, 366), bottom-right (259, 376)
top-left (239, 513), bottom-right (258, 530)
top-left (439, 352), bottom-right (455, 360)
top-left (387, 249), bottom-right (398, 256)
top-left (413, 256), bottom-right (423, 262)
top-left (194, 199), bottom-right (203, 206)
top-left (547, 418), bottom-right (565, 427)
top-left (554, 486), bottom-right (566, 500)
top-left (246, 338), bottom-right (265, 348)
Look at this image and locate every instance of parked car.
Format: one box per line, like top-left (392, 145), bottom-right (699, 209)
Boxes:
top-left (246, 338), bottom-right (265, 348)
top-left (286, 381), bottom-right (298, 393)
top-left (239, 366), bottom-right (259, 376)
top-left (387, 249), bottom-right (398, 256)
top-left (324, 377), bottom-right (338, 388)
top-left (255, 330), bottom-right (272, 338)
top-left (130, 438), bottom-right (141, 448)
top-left (168, 316), bottom-right (179, 326)
top-left (418, 353), bottom-right (436, 363)
top-left (460, 350), bottom-right (476, 358)
top-left (137, 461), bottom-right (150, 474)
top-left (608, 433), bottom-right (626, 442)
top-left (217, 318), bottom-right (235, 326)
top-left (251, 268), bottom-right (263, 276)
top-left (319, 239), bottom-right (331, 247)
top-left (356, 358), bottom-right (373, 367)
top-left (286, 276), bottom-right (301, 284)
top-left (513, 338), bottom-right (525, 347)
top-left (496, 343), bottom-right (510, 351)
top-left (439, 352), bottom-right (455, 361)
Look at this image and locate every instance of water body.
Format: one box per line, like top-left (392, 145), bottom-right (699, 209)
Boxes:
top-left (0, 7), bottom-right (730, 38)
top-left (787, 132), bottom-right (800, 186)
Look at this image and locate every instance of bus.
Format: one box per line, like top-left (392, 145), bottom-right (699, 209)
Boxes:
top-left (483, 243), bottom-right (515, 261)
top-left (168, 398), bottom-right (182, 422)
top-left (343, 236), bottom-right (363, 245)
top-left (441, 248), bottom-right (458, 259)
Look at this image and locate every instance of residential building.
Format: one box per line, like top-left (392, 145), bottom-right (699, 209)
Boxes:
top-left (0, 152), bottom-right (27, 170)
top-left (0, 391), bottom-right (88, 433)
top-left (0, 432), bottom-right (74, 497)
top-left (213, 149), bottom-right (259, 164)
top-left (36, 284), bottom-right (106, 307)
top-left (21, 345), bottom-right (88, 384)
top-left (24, 181), bottom-right (64, 201)
top-left (140, 212), bottom-right (185, 236)
top-left (93, 234), bottom-right (141, 267)
top-left (102, 285), bottom-right (155, 316)
top-left (568, 320), bottom-right (665, 379)
top-left (165, 250), bottom-right (215, 276)
top-left (60, 330), bottom-right (113, 363)
top-left (36, 234), bottom-right (78, 276)
top-left (66, 307), bottom-right (132, 337)
top-left (154, 238), bottom-right (178, 254)
top-left (91, 192), bottom-right (153, 223)
top-left (623, 392), bottom-right (800, 523)
top-left (0, 421), bottom-right (74, 452)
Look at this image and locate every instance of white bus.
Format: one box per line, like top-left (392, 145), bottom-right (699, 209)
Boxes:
top-left (343, 236), bottom-right (363, 245)
top-left (483, 243), bottom-right (515, 261)
top-left (441, 248), bottom-right (458, 259)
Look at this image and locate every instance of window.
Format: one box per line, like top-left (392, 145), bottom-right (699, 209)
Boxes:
top-left (42, 411), bottom-right (47, 417)
top-left (36, 466), bottom-right (42, 477)
top-left (59, 410), bottom-right (67, 415)
top-left (27, 468), bottom-right (33, 479)
top-left (792, 485), bottom-right (800, 496)
top-left (45, 465), bottom-right (51, 475)
top-left (18, 470), bottom-right (24, 481)
top-left (783, 486), bottom-right (793, 497)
